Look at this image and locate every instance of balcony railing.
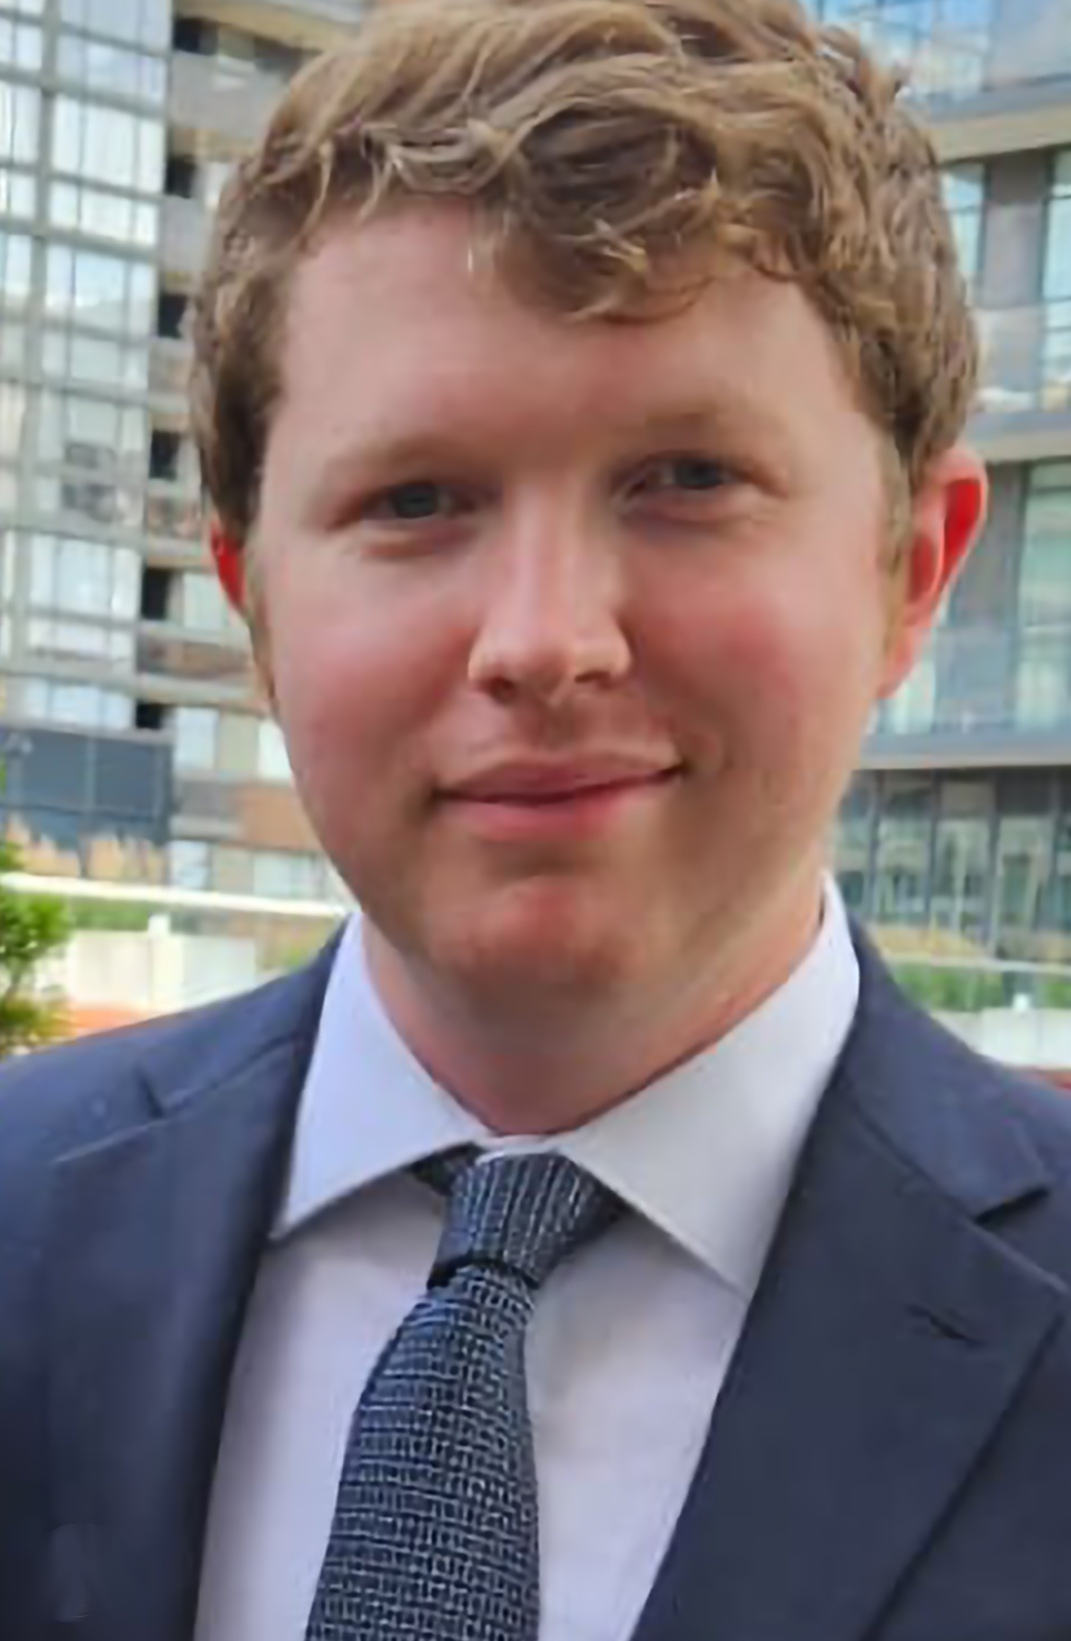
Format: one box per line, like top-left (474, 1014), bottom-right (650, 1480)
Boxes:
top-left (145, 482), bottom-right (203, 545)
top-left (168, 48), bottom-right (284, 148)
top-left (137, 621), bottom-right (252, 690)
top-left (160, 194), bottom-right (209, 282)
top-left (149, 338), bottom-right (192, 402)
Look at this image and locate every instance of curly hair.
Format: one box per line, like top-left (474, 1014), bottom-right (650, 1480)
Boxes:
top-left (189, 0), bottom-right (978, 555)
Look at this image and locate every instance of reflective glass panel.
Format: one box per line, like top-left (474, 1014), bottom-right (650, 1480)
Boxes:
top-left (174, 706), bottom-right (218, 771)
top-left (0, 84), bottom-right (38, 165)
top-left (941, 163), bottom-right (984, 285)
top-left (170, 838), bottom-right (210, 890)
top-left (258, 719), bottom-right (292, 782)
top-left (1020, 468), bottom-right (1071, 627)
top-left (1045, 150), bottom-right (1071, 300)
top-left (873, 775), bottom-right (934, 926)
top-left (0, 18), bottom-right (42, 70)
top-left (930, 779), bottom-right (991, 944)
top-left (0, 383), bottom-right (25, 460)
top-left (0, 231), bottom-right (32, 307)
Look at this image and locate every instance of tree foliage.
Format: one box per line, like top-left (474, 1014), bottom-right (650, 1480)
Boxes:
top-left (0, 840), bottom-right (70, 1056)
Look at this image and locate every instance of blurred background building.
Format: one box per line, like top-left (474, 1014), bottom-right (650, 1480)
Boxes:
top-left (0, 0), bottom-right (1068, 1022)
top-left (813, 0), bottom-right (1071, 982)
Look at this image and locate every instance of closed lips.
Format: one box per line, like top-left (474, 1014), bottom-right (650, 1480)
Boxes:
top-left (443, 762), bottom-right (682, 802)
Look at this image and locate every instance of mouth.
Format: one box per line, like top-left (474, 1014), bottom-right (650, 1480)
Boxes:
top-left (438, 761), bottom-right (683, 838)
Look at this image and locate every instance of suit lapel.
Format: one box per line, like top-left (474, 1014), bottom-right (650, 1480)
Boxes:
top-left (633, 939), bottom-right (1066, 1641)
top-left (43, 947), bottom-right (335, 1641)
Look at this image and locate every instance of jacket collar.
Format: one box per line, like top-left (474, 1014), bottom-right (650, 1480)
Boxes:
top-left (632, 928), bottom-right (1063, 1641)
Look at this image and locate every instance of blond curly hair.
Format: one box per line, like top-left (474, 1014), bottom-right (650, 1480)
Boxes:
top-left (189, 0), bottom-right (978, 553)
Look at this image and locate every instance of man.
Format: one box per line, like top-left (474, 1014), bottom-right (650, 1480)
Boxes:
top-left (2, 0), bottom-right (1070, 1636)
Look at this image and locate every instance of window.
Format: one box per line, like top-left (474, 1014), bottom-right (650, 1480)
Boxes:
top-left (258, 719), bottom-right (292, 782)
top-left (0, 168), bottom-right (35, 219)
top-left (60, 0), bottom-right (169, 52)
top-left (0, 229), bottom-right (31, 308)
top-left (35, 470), bottom-right (143, 530)
top-left (994, 774), bottom-right (1053, 945)
top-left (1045, 151), bottom-right (1071, 298)
top-left (22, 677), bottom-right (132, 729)
top-left (879, 649), bottom-right (936, 734)
top-left (26, 614), bottom-right (135, 662)
top-left (149, 427), bottom-right (181, 481)
top-left (173, 705), bottom-right (218, 771)
top-left (26, 532), bottom-right (139, 619)
top-left (41, 327), bottom-right (149, 392)
top-left (45, 244), bottom-right (155, 336)
top-left (941, 164), bottom-right (984, 288)
top-left (252, 850), bottom-right (324, 900)
top-left (204, 161), bottom-right (233, 212)
top-left (157, 290), bottom-right (188, 340)
top-left (49, 180), bottom-right (158, 249)
top-left (0, 17), bottom-right (42, 70)
top-left (57, 32), bottom-right (167, 104)
top-left (929, 778), bottom-right (991, 943)
top-left (0, 383), bottom-right (26, 460)
top-left (1016, 632), bottom-right (1071, 729)
top-left (179, 572), bottom-right (239, 635)
top-left (834, 774), bottom-right (874, 916)
top-left (169, 838), bottom-right (210, 890)
top-left (872, 774), bottom-right (934, 926)
top-left (37, 389), bottom-right (147, 480)
top-left (1043, 151), bottom-right (1071, 411)
top-left (164, 152), bottom-right (196, 200)
top-left (1019, 463), bottom-right (1071, 629)
top-left (52, 96), bottom-right (164, 195)
top-left (0, 83), bottom-right (38, 166)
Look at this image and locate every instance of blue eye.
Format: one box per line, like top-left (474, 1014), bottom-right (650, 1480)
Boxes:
top-left (627, 456), bottom-right (733, 504)
top-left (362, 481), bottom-right (467, 523)
top-left (380, 482), bottom-right (448, 520)
top-left (667, 457), bottom-right (727, 490)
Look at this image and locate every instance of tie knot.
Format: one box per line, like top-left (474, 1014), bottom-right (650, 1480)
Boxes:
top-left (430, 1151), bottom-right (618, 1290)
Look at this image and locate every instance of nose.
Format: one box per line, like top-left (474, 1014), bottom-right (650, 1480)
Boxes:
top-left (467, 503), bottom-right (632, 705)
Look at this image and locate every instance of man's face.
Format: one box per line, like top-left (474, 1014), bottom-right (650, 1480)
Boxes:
top-left (252, 205), bottom-right (970, 1010)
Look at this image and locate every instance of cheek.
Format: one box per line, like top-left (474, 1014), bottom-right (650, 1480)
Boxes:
top-left (651, 574), bottom-right (880, 763)
top-left (262, 595), bottom-right (405, 784)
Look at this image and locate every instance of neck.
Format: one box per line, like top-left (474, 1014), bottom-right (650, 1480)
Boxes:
top-left (364, 875), bottom-right (827, 1134)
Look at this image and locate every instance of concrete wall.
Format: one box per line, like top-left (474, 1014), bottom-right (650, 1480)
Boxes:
top-left (939, 1005), bottom-right (1071, 1071)
top-left (42, 922), bottom-right (258, 1015)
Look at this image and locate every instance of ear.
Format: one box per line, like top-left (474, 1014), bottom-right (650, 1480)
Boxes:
top-left (208, 518), bottom-right (246, 615)
top-left (878, 444), bottom-right (988, 698)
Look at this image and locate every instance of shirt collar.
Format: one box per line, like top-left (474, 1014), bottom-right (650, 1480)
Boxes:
top-left (273, 878), bottom-right (859, 1299)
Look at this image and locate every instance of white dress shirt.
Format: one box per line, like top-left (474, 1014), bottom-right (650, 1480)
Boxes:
top-left (194, 879), bottom-right (859, 1641)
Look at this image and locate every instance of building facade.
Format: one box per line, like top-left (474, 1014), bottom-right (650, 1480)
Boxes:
top-left (0, 0), bottom-right (1067, 965)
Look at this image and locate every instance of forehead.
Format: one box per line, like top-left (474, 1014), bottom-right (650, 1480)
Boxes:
top-left (275, 203), bottom-right (864, 459)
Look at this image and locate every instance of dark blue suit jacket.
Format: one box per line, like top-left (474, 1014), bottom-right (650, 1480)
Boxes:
top-left (2, 932), bottom-right (1071, 1641)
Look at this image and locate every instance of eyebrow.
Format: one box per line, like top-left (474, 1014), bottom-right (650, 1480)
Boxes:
top-left (302, 389), bottom-right (792, 513)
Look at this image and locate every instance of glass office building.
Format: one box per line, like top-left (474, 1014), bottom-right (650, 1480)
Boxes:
top-left (0, 0), bottom-right (1068, 966)
top-left (806, 0), bottom-right (1071, 966)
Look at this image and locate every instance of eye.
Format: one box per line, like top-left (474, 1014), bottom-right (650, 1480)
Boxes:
top-left (364, 481), bottom-right (466, 522)
top-left (629, 455), bottom-right (731, 498)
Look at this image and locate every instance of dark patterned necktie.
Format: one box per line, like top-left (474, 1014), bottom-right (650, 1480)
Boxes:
top-left (305, 1150), bottom-right (619, 1640)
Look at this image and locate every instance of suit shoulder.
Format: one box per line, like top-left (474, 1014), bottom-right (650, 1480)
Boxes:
top-left (0, 949), bottom-right (334, 1173)
top-left (984, 1056), bottom-right (1071, 1175)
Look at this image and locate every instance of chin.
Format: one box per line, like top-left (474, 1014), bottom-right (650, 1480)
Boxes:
top-left (431, 882), bottom-right (648, 1005)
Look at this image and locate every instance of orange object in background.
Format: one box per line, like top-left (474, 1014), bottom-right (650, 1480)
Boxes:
top-left (65, 1003), bottom-right (153, 1039)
